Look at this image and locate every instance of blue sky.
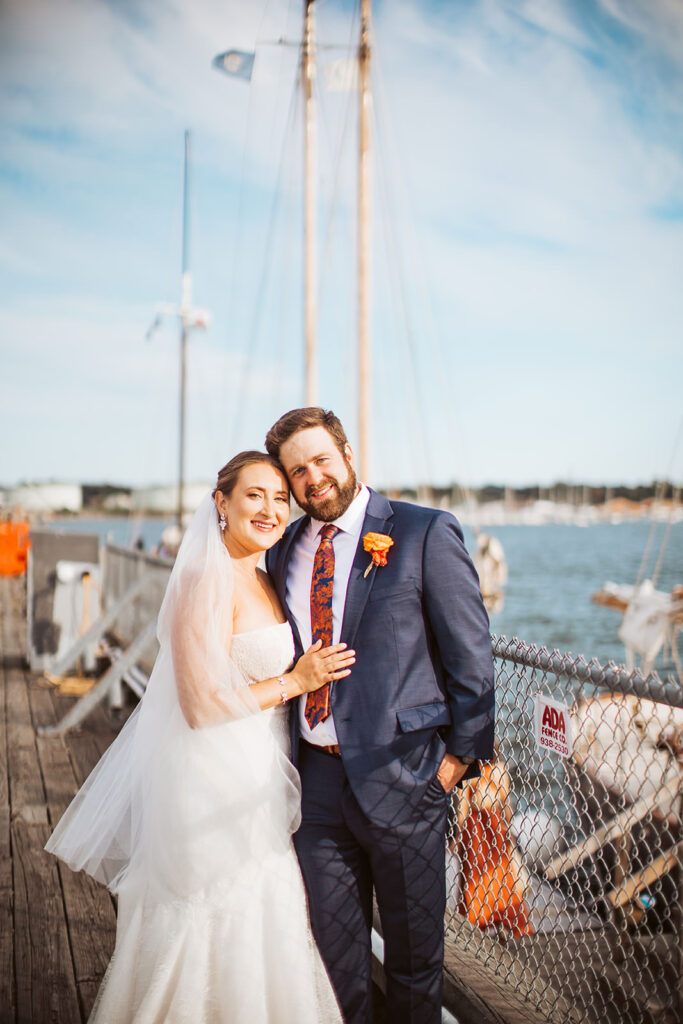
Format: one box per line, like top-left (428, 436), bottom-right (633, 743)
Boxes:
top-left (1, 0), bottom-right (682, 490)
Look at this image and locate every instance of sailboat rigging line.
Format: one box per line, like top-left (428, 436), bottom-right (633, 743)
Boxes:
top-left (228, 65), bottom-right (302, 447)
top-left (652, 485), bottom-right (681, 588)
top-left (316, 1), bottom-right (359, 313)
top-left (139, 325), bottom-right (180, 518)
top-left (191, 339), bottom-right (224, 473)
top-left (635, 413), bottom-right (683, 587)
top-left (635, 480), bottom-right (667, 588)
top-left (273, 110), bottom-right (301, 401)
top-left (302, 0), bottom-right (316, 406)
top-left (371, 26), bottom-right (475, 494)
top-left (357, 0), bottom-right (372, 482)
top-left (374, 117), bottom-right (431, 486)
top-left (218, 33), bottom-right (259, 421)
top-left (262, 38), bottom-right (351, 50)
top-left (219, 0), bottom-right (294, 436)
top-left (371, 35), bottom-right (454, 489)
top-left (315, 10), bottom-right (360, 434)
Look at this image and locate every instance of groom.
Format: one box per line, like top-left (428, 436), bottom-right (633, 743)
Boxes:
top-left (265, 408), bottom-right (495, 1024)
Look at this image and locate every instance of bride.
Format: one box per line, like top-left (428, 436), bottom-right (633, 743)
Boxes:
top-left (45, 451), bottom-right (353, 1023)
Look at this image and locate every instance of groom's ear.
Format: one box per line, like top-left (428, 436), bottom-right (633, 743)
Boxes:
top-left (344, 443), bottom-right (354, 467)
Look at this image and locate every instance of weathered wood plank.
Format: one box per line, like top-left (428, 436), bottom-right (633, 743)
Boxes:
top-left (0, 713), bottom-right (14, 1021)
top-left (30, 684), bottom-right (116, 1003)
top-left (442, 914), bottom-right (584, 1024)
top-left (64, 708), bottom-right (118, 787)
top-left (0, 883), bottom-right (15, 1024)
top-left (0, 575), bottom-right (124, 1024)
top-left (5, 665), bottom-right (47, 827)
top-left (0, 576), bottom-right (19, 1023)
top-left (12, 818), bottom-right (81, 1024)
top-left (29, 685), bottom-right (77, 817)
top-left (78, 980), bottom-right (104, 1021)
top-left (3, 577), bottom-right (79, 1023)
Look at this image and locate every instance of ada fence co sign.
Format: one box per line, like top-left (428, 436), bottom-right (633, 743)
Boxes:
top-left (534, 693), bottom-right (573, 759)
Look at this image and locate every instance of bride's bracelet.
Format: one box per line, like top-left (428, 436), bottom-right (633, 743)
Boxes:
top-left (277, 675), bottom-right (289, 705)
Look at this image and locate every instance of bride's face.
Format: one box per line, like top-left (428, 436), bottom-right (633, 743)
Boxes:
top-left (217, 464), bottom-right (290, 555)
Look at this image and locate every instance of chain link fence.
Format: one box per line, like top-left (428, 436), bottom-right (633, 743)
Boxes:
top-left (444, 637), bottom-right (682, 1024)
top-left (96, 550), bottom-right (683, 1021)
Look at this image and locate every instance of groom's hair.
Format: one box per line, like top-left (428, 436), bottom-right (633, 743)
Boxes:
top-left (265, 407), bottom-right (349, 459)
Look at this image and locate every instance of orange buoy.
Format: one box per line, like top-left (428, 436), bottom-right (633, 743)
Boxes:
top-left (456, 760), bottom-right (534, 937)
top-left (0, 522), bottom-right (31, 576)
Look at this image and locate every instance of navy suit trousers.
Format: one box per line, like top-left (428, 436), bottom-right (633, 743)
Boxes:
top-left (295, 742), bottom-right (449, 1024)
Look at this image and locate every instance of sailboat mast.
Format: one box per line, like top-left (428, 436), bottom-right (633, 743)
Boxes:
top-left (177, 129), bottom-right (191, 529)
top-left (303, 0), bottom-right (317, 405)
top-left (357, 0), bottom-right (371, 481)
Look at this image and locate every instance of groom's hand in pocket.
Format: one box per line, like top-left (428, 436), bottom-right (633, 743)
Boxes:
top-left (436, 754), bottom-right (469, 793)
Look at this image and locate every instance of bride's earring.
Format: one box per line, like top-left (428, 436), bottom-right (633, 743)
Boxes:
top-left (219, 512), bottom-right (227, 533)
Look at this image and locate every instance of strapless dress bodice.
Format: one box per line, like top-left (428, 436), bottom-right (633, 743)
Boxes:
top-left (231, 622), bottom-right (295, 754)
top-left (231, 621), bottom-right (295, 683)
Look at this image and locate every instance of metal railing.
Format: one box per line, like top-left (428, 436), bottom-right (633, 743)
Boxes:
top-left (444, 638), bottom-right (682, 1024)
top-left (101, 545), bottom-right (172, 674)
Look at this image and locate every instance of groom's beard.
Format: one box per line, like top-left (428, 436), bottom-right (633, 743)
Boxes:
top-left (299, 465), bottom-right (358, 522)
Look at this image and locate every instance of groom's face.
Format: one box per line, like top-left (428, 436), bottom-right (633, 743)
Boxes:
top-left (279, 426), bottom-right (358, 522)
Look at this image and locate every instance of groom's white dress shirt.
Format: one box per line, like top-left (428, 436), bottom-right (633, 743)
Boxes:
top-left (286, 483), bottom-right (370, 746)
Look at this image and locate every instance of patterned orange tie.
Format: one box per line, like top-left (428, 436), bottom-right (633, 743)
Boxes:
top-left (305, 524), bottom-right (340, 729)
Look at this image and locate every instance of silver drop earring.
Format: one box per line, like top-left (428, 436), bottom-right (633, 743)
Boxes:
top-left (219, 512), bottom-right (227, 533)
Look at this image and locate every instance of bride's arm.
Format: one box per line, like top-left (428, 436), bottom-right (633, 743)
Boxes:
top-left (231, 639), bottom-right (354, 717)
top-left (169, 581), bottom-right (355, 729)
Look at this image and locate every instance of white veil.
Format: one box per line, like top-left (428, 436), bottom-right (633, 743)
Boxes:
top-left (45, 494), bottom-right (301, 898)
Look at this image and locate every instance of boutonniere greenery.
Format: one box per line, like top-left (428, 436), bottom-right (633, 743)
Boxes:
top-left (362, 532), bottom-right (394, 578)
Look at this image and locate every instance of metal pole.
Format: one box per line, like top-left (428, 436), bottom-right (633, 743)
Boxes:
top-left (178, 130), bottom-right (191, 529)
top-left (358, 0), bottom-right (371, 481)
top-left (303, 0), bottom-right (317, 405)
top-left (178, 321), bottom-right (187, 529)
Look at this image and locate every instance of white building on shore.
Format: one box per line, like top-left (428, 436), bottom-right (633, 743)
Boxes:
top-left (131, 484), bottom-right (213, 516)
top-left (4, 483), bottom-right (83, 514)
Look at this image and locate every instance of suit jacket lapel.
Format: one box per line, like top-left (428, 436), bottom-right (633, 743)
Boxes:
top-left (273, 514), bottom-right (309, 610)
top-left (340, 489), bottom-right (394, 648)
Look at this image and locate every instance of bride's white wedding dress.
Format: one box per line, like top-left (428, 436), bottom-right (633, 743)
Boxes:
top-left (45, 496), bottom-right (341, 1024)
top-left (88, 624), bottom-right (340, 1024)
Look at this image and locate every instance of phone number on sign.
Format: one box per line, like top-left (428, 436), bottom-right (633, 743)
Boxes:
top-left (541, 736), bottom-right (569, 754)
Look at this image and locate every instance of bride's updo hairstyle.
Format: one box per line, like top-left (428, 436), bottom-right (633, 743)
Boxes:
top-left (213, 451), bottom-right (289, 500)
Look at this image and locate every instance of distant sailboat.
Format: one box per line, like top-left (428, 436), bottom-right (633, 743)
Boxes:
top-left (592, 482), bottom-right (682, 680)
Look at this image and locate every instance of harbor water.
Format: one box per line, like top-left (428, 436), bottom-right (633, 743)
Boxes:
top-left (45, 516), bottom-right (682, 671)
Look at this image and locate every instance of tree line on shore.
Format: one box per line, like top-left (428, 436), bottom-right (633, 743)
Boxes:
top-left (76, 480), bottom-right (678, 511)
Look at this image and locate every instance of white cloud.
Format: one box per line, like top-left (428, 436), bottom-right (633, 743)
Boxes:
top-left (0, 300), bottom-right (301, 485)
top-left (597, 0), bottom-right (683, 61)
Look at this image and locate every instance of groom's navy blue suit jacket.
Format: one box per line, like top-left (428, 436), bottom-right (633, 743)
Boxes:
top-left (266, 488), bottom-right (495, 826)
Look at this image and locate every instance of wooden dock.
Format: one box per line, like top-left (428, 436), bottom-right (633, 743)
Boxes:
top-left (5, 560), bottom-right (678, 1024)
top-left (0, 575), bottom-right (388, 1024)
top-left (1, 576), bottom-right (119, 1024)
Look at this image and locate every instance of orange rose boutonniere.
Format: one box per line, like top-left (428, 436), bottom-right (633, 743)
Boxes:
top-left (362, 532), bottom-right (394, 578)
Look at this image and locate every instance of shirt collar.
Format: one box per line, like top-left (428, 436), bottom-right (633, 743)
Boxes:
top-left (311, 483), bottom-right (370, 538)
